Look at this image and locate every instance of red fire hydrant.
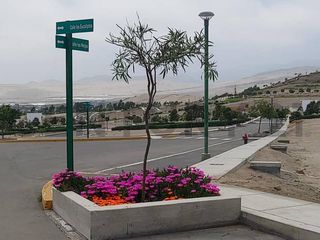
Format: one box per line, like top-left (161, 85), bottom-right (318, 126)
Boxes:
top-left (242, 133), bottom-right (249, 144)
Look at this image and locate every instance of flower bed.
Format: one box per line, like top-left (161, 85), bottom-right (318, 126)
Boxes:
top-left (53, 166), bottom-right (220, 206)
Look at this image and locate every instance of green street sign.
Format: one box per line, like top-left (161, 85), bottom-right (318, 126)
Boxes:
top-left (56, 19), bottom-right (94, 34)
top-left (56, 35), bottom-right (89, 52)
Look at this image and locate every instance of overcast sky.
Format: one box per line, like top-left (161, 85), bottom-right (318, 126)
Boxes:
top-left (1, 0), bottom-right (320, 84)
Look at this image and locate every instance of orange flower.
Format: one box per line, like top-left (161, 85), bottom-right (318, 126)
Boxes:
top-left (164, 196), bottom-right (179, 201)
top-left (92, 195), bottom-right (128, 206)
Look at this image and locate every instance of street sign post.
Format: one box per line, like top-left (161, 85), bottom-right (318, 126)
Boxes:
top-left (56, 35), bottom-right (89, 52)
top-left (83, 102), bottom-right (92, 139)
top-left (56, 19), bottom-right (94, 34)
top-left (56, 19), bottom-right (94, 171)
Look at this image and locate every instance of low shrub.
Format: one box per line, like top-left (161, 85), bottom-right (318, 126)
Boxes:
top-left (289, 112), bottom-right (320, 122)
top-left (53, 166), bottom-right (220, 206)
top-left (112, 119), bottom-right (249, 131)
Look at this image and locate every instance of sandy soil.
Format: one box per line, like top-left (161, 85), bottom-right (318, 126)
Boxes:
top-left (219, 118), bottom-right (320, 203)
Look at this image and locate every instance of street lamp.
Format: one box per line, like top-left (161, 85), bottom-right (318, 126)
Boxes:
top-left (199, 11), bottom-right (214, 161)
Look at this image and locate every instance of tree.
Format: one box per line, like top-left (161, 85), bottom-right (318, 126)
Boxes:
top-left (184, 104), bottom-right (203, 121)
top-left (242, 85), bottom-right (260, 96)
top-left (212, 101), bottom-right (224, 120)
top-left (48, 105), bottom-right (55, 114)
top-left (276, 108), bottom-right (289, 120)
top-left (304, 101), bottom-right (320, 115)
top-left (31, 117), bottom-right (40, 127)
top-left (0, 105), bottom-right (20, 139)
top-left (221, 107), bottom-right (235, 123)
top-left (49, 116), bottom-right (58, 125)
top-left (73, 102), bottom-right (87, 113)
top-left (250, 100), bottom-right (276, 133)
top-left (16, 119), bottom-right (26, 129)
top-left (42, 118), bottom-right (51, 128)
top-left (169, 109), bottom-right (179, 122)
top-left (106, 18), bottom-right (217, 201)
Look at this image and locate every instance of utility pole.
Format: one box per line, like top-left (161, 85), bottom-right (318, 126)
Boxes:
top-left (199, 11), bottom-right (214, 161)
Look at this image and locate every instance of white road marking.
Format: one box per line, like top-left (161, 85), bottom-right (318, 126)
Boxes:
top-left (151, 135), bottom-right (162, 139)
top-left (94, 138), bottom-right (241, 174)
top-left (221, 138), bottom-right (232, 141)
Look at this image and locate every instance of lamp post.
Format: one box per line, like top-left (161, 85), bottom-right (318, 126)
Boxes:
top-left (199, 11), bottom-right (214, 161)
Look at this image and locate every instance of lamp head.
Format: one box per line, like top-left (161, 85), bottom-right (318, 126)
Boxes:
top-left (199, 11), bottom-right (214, 20)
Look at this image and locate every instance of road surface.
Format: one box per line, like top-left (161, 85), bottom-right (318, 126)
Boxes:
top-left (0, 120), bottom-right (278, 239)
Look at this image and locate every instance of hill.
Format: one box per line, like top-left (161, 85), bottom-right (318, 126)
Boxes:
top-left (0, 66), bottom-right (318, 104)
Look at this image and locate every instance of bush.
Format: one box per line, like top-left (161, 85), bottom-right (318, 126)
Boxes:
top-left (289, 112), bottom-right (320, 122)
top-left (111, 119), bottom-right (249, 131)
top-left (53, 170), bottom-right (93, 194)
top-left (289, 89), bottom-right (295, 93)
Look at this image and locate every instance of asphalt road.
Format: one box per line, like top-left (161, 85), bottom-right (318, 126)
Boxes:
top-left (0, 120), bottom-right (279, 240)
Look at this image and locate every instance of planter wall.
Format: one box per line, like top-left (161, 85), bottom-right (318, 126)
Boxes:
top-left (53, 188), bottom-right (241, 240)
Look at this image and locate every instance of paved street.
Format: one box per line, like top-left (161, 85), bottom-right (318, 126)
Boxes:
top-left (0, 120), bottom-right (276, 240)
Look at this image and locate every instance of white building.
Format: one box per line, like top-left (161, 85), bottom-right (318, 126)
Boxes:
top-left (27, 113), bottom-right (43, 124)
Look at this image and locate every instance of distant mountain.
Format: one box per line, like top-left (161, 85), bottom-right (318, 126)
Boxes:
top-left (0, 66), bottom-right (318, 104)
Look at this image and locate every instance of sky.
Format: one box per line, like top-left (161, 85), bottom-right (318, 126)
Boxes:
top-left (1, 0), bottom-right (320, 84)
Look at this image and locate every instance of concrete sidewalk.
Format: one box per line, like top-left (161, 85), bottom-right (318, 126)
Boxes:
top-left (221, 185), bottom-right (320, 240)
top-left (193, 118), bottom-right (289, 179)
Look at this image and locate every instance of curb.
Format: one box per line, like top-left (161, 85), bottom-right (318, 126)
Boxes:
top-left (241, 208), bottom-right (320, 240)
top-left (42, 181), bottom-right (53, 210)
top-left (0, 136), bottom-right (147, 143)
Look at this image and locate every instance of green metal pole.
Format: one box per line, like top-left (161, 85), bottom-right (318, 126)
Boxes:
top-left (202, 19), bottom-right (211, 160)
top-left (86, 103), bottom-right (90, 139)
top-left (66, 33), bottom-right (74, 171)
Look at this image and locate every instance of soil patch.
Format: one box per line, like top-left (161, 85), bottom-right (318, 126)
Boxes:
top-left (219, 119), bottom-right (320, 203)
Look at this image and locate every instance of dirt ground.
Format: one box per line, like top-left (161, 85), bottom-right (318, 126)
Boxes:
top-left (219, 118), bottom-right (320, 203)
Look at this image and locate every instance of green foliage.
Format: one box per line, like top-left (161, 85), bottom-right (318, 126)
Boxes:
top-left (304, 101), bottom-right (320, 115)
top-left (112, 119), bottom-right (249, 131)
top-left (73, 102), bottom-right (88, 113)
top-left (31, 117), bottom-right (40, 127)
top-left (151, 115), bottom-right (168, 123)
top-left (106, 16), bottom-right (218, 201)
top-left (250, 100), bottom-right (276, 119)
top-left (242, 85), bottom-right (260, 96)
top-left (222, 97), bottom-right (243, 104)
top-left (0, 105), bottom-right (20, 138)
top-left (127, 115), bottom-right (143, 124)
top-left (184, 104), bottom-right (203, 121)
top-left (169, 109), bottom-right (179, 122)
top-left (289, 89), bottom-right (295, 93)
top-left (276, 108), bottom-right (290, 119)
top-left (290, 111), bottom-right (302, 122)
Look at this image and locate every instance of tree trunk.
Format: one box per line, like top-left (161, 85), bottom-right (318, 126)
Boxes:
top-left (1, 129), bottom-right (4, 139)
top-left (258, 117), bottom-right (262, 133)
top-left (141, 112), bottom-right (151, 202)
top-left (141, 69), bottom-right (156, 202)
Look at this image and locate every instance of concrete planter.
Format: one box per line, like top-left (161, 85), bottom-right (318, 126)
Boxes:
top-left (53, 188), bottom-right (241, 240)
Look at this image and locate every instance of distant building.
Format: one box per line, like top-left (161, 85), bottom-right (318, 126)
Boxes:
top-left (27, 113), bottom-right (43, 124)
